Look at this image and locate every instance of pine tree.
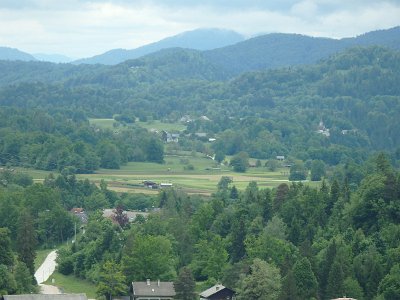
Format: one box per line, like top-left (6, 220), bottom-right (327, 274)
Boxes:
top-left (174, 267), bottom-right (197, 300)
top-left (14, 261), bottom-right (36, 293)
top-left (0, 228), bottom-right (14, 267)
top-left (326, 261), bottom-right (345, 299)
top-left (293, 257), bottom-right (318, 299)
top-left (16, 210), bottom-right (37, 275)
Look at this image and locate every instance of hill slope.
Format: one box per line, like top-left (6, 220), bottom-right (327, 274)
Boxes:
top-left (0, 47), bottom-right (36, 61)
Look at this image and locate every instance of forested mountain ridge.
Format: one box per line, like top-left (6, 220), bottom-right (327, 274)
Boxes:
top-left (73, 28), bottom-right (245, 65)
top-left (204, 26), bottom-right (400, 76)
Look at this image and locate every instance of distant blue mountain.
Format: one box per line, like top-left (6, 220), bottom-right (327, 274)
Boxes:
top-left (0, 47), bottom-right (36, 61)
top-left (33, 53), bottom-right (73, 63)
top-left (73, 28), bottom-right (245, 65)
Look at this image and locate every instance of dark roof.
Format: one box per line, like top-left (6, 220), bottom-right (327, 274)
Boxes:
top-left (200, 284), bottom-right (235, 298)
top-left (132, 281), bottom-right (175, 297)
top-left (2, 294), bottom-right (87, 300)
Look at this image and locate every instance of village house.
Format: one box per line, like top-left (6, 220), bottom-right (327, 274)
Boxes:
top-left (316, 120), bottom-right (330, 137)
top-left (103, 208), bottom-right (149, 223)
top-left (70, 207), bottom-right (88, 224)
top-left (199, 284), bottom-right (236, 300)
top-left (161, 131), bottom-right (179, 143)
top-left (143, 180), bottom-right (159, 189)
top-left (132, 280), bottom-right (175, 300)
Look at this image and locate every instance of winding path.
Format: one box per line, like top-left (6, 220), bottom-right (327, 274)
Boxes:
top-left (34, 250), bottom-right (61, 294)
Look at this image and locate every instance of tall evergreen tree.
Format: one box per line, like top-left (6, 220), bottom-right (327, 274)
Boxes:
top-left (16, 210), bottom-right (37, 275)
top-left (0, 228), bottom-right (14, 267)
top-left (174, 267), bottom-right (197, 300)
top-left (293, 257), bottom-right (318, 300)
top-left (326, 261), bottom-right (345, 299)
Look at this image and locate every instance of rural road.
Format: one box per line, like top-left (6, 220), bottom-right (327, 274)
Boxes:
top-left (34, 250), bottom-right (61, 294)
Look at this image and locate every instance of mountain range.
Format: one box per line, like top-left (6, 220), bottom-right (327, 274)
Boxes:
top-left (1, 26), bottom-right (398, 69)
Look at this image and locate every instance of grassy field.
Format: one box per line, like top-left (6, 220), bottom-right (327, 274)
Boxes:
top-left (77, 154), bottom-right (291, 195)
top-left (88, 118), bottom-right (115, 129)
top-left (89, 118), bottom-right (186, 132)
top-left (13, 153), bottom-right (297, 195)
top-left (44, 272), bottom-right (97, 299)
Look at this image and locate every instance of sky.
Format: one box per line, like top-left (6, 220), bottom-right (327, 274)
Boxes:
top-left (0, 0), bottom-right (399, 59)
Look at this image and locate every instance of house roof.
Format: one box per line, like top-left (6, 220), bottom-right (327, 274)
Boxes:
top-left (103, 209), bottom-right (149, 222)
top-left (2, 294), bottom-right (87, 300)
top-left (200, 284), bottom-right (234, 298)
top-left (132, 281), bottom-right (175, 297)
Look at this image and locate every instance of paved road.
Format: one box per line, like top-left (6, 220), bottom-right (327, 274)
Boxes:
top-left (34, 250), bottom-right (61, 294)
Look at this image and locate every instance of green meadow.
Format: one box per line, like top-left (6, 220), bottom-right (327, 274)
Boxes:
top-left (89, 118), bottom-right (186, 132)
top-left (77, 154), bottom-right (291, 195)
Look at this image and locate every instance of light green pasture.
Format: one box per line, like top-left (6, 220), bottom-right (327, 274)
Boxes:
top-left (89, 118), bottom-right (186, 132)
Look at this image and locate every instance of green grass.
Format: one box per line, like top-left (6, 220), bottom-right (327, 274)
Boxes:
top-left (44, 272), bottom-right (97, 299)
top-left (89, 118), bottom-right (186, 132)
top-left (88, 118), bottom-right (115, 129)
top-left (14, 167), bottom-right (56, 181)
top-left (136, 120), bottom-right (186, 132)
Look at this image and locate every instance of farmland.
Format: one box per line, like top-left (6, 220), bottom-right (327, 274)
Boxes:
top-left (77, 154), bottom-right (290, 195)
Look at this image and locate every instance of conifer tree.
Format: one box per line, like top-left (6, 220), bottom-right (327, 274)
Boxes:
top-left (174, 267), bottom-right (197, 300)
top-left (16, 210), bottom-right (37, 275)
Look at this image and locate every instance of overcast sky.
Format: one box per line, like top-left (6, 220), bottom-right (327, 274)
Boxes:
top-left (0, 0), bottom-right (399, 58)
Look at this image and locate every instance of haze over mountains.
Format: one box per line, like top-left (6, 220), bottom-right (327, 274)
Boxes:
top-left (0, 26), bottom-right (399, 68)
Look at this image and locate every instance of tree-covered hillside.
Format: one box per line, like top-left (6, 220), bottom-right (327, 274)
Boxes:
top-left (205, 26), bottom-right (400, 76)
